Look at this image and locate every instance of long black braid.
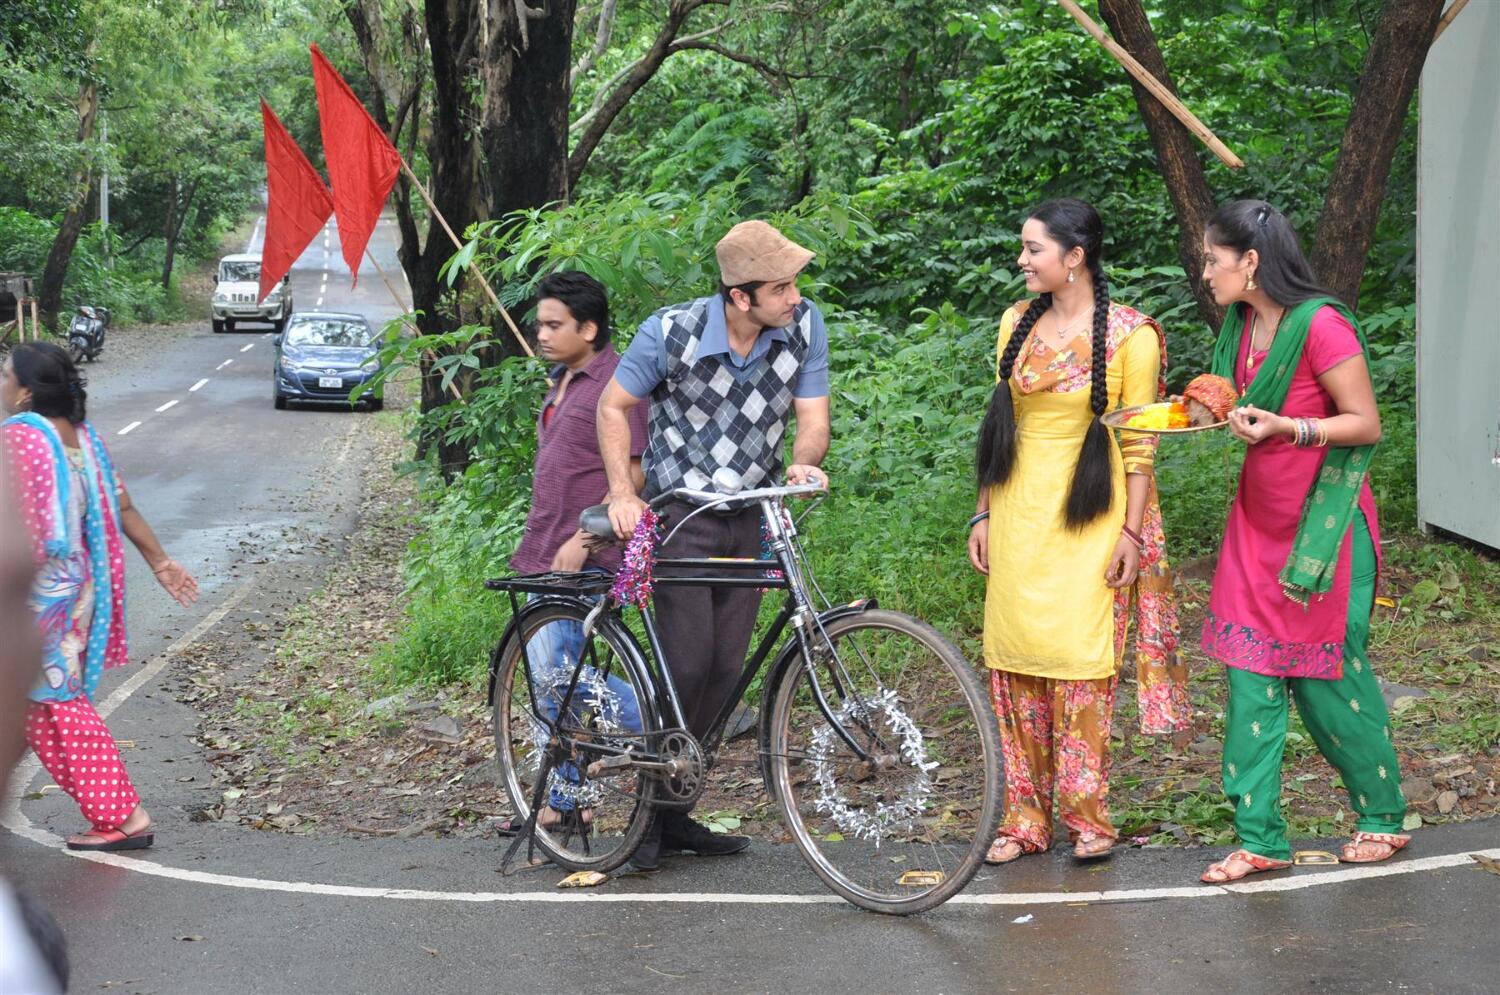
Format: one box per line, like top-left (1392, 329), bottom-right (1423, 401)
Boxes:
top-left (976, 197), bottom-right (1117, 529)
top-left (1063, 256), bottom-right (1114, 529)
top-left (975, 294), bottom-right (1049, 489)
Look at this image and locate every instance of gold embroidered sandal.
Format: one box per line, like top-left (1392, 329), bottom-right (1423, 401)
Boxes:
top-left (1340, 831), bottom-right (1411, 863)
top-left (1200, 848), bottom-right (1292, 883)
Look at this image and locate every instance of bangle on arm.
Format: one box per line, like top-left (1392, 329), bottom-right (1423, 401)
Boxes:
top-left (1120, 525), bottom-right (1145, 550)
top-left (967, 511), bottom-right (989, 530)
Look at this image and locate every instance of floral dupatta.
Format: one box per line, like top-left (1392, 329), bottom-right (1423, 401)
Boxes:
top-left (2, 413), bottom-right (128, 701)
top-left (1110, 317), bottom-right (1191, 736)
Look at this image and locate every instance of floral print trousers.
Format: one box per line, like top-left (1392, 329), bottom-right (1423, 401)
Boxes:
top-left (991, 670), bottom-right (1118, 851)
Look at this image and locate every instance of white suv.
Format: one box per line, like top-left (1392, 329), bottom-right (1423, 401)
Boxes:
top-left (211, 253), bottom-right (293, 333)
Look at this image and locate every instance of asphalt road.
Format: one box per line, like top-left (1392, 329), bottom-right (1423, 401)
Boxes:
top-left (3, 218), bottom-right (1498, 994)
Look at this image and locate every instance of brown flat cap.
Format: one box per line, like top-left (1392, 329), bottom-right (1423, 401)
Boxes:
top-left (716, 220), bottom-right (815, 286)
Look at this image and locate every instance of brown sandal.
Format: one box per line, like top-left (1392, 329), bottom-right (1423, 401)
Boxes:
top-left (1201, 848), bottom-right (1291, 883)
top-left (1340, 831), bottom-right (1410, 863)
top-left (985, 838), bottom-right (1027, 865)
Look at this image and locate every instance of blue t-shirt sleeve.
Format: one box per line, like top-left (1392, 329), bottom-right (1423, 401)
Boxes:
top-left (794, 303), bottom-right (830, 399)
top-left (613, 314), bottom-right (668, 398)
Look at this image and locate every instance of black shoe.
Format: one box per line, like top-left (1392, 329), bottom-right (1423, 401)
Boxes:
top-left (660, 812), bottom-right (751, 856)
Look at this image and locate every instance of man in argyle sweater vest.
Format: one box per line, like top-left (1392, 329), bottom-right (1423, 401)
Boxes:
top-left (597, 221), bottom-right (831, 873)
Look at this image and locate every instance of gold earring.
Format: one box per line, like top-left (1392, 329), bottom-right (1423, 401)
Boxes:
top-left (1067, 269), bottom-right (1076, 283)
top-left (1246, 274), bottom-right (1258, 291)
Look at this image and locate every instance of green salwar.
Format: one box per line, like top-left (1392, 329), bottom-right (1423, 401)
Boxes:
top-left (1221, 513), bottom-right (1407, 860)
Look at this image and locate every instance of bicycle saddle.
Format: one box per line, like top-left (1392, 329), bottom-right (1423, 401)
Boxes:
top-left (579, 504), bottom-right (615, 540)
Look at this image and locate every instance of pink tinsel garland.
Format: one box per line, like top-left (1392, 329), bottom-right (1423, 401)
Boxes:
top-left (610, 508), bottom-right (660, 609)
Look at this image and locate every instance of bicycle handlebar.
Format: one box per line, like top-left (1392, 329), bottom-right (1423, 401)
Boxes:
top-left (655, 479), bottom-right (826, 511)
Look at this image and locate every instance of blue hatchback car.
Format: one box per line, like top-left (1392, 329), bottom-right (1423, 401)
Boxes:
top-left (273, 311), bottom-right (385, 410)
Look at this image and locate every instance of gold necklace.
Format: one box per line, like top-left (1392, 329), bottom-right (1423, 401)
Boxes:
top-left (1244, 308), bottom-right (1282, 373)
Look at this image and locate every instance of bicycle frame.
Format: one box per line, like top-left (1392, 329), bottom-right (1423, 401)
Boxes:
top-left (492, 492), bottom-right (876, 788)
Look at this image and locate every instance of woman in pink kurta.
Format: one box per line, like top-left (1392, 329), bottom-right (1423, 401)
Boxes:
top-left (2, 342), bottom-right (199, 852)
top-left (1195, 201), bottom-right (1408, 884)
top-left (1202, 305), bottom-right (1382, 676)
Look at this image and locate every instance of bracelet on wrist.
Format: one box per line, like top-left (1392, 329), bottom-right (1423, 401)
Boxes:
top-left (967, 511), bottom-right (989, 530)
top-left (1120, 525), bottom-right (1145, 549)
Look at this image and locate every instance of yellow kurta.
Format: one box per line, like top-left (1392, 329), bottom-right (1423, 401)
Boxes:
top-left (983, 301), bottom-right (1161, 680)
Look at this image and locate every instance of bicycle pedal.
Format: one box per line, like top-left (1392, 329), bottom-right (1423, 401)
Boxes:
top-left (586, 753), bottom-right (634, 777)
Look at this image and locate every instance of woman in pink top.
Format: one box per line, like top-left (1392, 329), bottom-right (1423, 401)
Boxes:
top-left (1196, 201), bottom-right (1408, 883)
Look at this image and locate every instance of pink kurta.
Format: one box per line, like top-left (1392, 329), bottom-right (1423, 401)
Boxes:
top-left (1201, 306), bottom-right (1381, 680)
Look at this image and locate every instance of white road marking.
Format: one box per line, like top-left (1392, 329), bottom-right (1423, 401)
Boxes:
top-left (155, 399), bottom-right (179, 413)
top-left (246, 216), bottom-right (264, 253)
top-left (117, 421), bottom-right (141, 436)
top-left (217, 359), bottom-right (233, 370)
top-left (316, 297), bottom-right (324, 307)
top-left (9, 423), bottom-right (1488, 911)
top-left (240, 343), bottom-right (255, 353)
top-left (190, 379), bottom-right (209, 392)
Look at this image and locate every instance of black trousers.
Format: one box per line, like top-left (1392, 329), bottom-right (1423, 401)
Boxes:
top-left (652, 501), bottom-right (764, 741)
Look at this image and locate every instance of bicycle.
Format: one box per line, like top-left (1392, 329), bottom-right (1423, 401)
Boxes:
top-left (485, 479), bottom-right (1002, 914)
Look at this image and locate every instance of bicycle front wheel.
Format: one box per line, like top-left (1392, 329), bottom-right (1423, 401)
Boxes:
top-left (491, 599), bottom-right (658, 873)
top-left (767, 609), bottom-right (1002, 914)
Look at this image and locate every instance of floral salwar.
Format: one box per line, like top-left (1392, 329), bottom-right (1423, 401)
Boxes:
top-left (1221, 514), bottom-right (1405, 861)
top-left (991, 670), bottom-right (1119, 851)
top-left (24, 698), bottom-right (141, 832)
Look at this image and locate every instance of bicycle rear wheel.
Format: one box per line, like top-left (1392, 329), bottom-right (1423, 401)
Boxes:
top-left (767, 609), bottom-right (1001, 914)
top-left (491, 600), bottom-right (657, 873)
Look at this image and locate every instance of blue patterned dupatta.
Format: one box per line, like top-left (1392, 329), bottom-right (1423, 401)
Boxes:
top-left (2, 412), bottom-right (129, 702)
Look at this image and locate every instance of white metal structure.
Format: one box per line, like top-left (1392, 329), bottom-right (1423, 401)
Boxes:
top-left (1415, 2), bottom-right (1500, 549)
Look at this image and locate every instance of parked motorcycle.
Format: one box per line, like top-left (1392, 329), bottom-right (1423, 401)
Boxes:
top-left (67, 305), bottom-right (109, 363)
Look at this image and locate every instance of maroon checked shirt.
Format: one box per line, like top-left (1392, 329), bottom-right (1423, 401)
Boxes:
top-left (509, 344), bottom-right (648, 573)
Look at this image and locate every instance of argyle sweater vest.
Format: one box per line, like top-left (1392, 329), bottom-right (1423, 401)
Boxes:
top-left (643, 296), bottom-right (810, 498)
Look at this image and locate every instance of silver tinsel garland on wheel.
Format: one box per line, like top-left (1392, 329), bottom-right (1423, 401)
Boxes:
top-left (521, 655), bottom-right (631, 809)
top-left (807, 687), bottom-right (938, 845)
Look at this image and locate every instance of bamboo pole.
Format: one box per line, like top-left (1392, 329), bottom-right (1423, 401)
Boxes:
top-left (29, 299), bottom-right (39, 342)
top-left (1055, 0), bottom-right (1245, 169)
top-left (363, 247), bottom-right (465, 404)
top-left (397, 160), bottom-right (533, 358)
top-left (1434, 0), bottom-right (1468, 41)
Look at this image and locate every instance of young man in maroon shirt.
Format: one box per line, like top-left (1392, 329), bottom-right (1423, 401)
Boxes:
top-left (510, 271), bottom-right (648, 831)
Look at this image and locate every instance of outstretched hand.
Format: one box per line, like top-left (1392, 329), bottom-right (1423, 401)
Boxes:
top-left (152, 559), bottom-right (199, 607)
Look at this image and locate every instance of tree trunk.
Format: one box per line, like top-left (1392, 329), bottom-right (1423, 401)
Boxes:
top-left (161, 176), bottom-right (196, 289)
top-left (38, 81), bottom-right (100, 324)
top-left (1311, 0), bottom-right (1444, 309)
top-left (1097, 0), bottom-right (1222, 331)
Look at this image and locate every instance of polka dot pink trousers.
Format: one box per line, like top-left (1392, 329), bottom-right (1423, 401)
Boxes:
top-left (25, 698), bottom-right (140, 832)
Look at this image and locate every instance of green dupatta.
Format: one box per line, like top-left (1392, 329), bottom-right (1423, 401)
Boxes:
top-left (1210, 297), bottom-right (1376, 605)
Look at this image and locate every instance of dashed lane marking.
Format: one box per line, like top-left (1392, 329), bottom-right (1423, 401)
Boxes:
top-left (217, 359), bottom-right (233, 370)
top-left (190, 379), bottom-right (209, 392)
top-left (117, 421), bottom-right (141, 436)
top-left (240, 343), bottom-right (254, 353)
top-left (155, 399), bottom-right (179, 413)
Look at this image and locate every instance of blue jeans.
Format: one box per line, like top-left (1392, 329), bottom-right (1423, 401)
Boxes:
top-left (525, 595), bottom-right (643, 813)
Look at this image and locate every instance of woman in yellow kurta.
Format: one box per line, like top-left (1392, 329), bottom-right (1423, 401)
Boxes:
top-left (968, 198), bottom-right (1186, 864)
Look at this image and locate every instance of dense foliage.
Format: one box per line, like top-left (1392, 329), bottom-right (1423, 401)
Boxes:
top-left (369, 1), bottom-right (1435, 688)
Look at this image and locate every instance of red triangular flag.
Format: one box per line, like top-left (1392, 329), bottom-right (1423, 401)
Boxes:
top-left (259, 99), bottom-right (335, 304)
top-left (310, 44), bottom-right (401, 288)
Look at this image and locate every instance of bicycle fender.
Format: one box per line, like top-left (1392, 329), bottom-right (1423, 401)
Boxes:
top-left (755, 598), bottom-right (879, 794)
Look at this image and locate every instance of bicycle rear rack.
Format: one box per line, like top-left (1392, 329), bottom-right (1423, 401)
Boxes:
top-left (485, 571), bottom-right (615, 597)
